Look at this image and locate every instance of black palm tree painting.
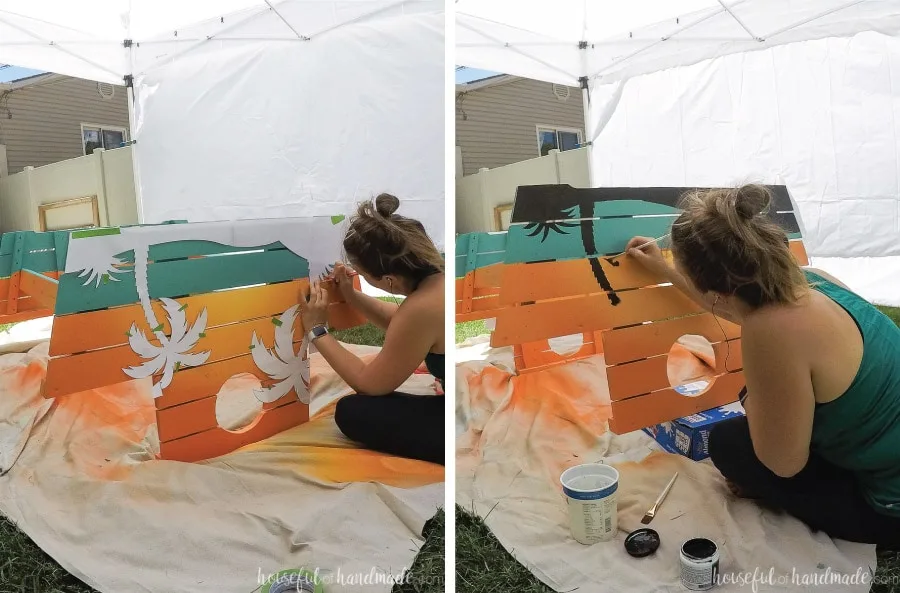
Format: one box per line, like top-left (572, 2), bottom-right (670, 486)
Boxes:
top-left (523, 203), bottom-right (622, 306)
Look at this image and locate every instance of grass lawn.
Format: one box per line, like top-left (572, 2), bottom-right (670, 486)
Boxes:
top-left (0, 317), bottom-right (444, 593)
top-left (456, 307), bottom-right (900, 592)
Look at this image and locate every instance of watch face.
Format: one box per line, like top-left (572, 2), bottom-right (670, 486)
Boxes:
top-left (312, 326), bottom-right (328, 337)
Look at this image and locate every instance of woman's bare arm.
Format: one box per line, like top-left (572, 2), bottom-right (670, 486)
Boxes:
top-left (740, 316), bottom-right (816, 477)
top-left (345, 291), bottom-right (399, 331)
top-left (313, 298), bottom-right (437, 395)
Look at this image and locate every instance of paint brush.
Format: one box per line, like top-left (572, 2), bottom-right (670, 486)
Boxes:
top-left (606, 233), bottom-right (671, 264)
top-left (641, 471), bottom-right (678, 525)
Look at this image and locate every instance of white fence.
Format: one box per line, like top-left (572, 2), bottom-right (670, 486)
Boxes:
top-left (455, 147), bottom-right (590, 234)
top-left (0, 146), bottom-right (138, 233)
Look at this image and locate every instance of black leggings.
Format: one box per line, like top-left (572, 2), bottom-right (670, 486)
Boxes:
top-left (334, 393), bottom-right (444, 465)
top-left (709, 416), bottom-right (900, 547)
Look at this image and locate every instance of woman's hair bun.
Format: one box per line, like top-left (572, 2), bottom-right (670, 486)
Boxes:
top-left (374, 193), bottom-right (400, 218)
top-left (731, 184), bottom-right (771, 220)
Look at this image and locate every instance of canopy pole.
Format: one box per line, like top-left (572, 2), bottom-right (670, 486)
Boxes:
top-left (579, 75), bottom-right (594, 188)
top-left (125, 75), bottom-right (145, 224)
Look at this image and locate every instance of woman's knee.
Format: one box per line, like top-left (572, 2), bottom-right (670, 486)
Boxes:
top-left (334, 395), bottom-right (366, 440)
top-left (708, 416), bottom-right (753, 472)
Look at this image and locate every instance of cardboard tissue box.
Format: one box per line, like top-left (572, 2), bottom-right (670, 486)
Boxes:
top-left (642, 401), bottom-right (746, 461)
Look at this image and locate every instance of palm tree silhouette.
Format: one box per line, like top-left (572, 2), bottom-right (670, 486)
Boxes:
top-left (524, 202), bottom-right (620, 306)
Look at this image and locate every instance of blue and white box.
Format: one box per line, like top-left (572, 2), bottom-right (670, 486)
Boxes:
top-left (642, 402), bottom-right (745, 461)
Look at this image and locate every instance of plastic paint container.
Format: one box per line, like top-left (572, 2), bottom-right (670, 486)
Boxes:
top-left (680, 538), bottom-right (720, 590)
top-left (559, 463), bottom-right (619, 544)
top-left (262, 569), bottom-right (322, 593)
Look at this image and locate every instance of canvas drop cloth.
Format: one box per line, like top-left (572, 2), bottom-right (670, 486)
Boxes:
top-left (0, 337), bottom-right (444, 593)
top-left (456, 336), bottom-right (877, 593)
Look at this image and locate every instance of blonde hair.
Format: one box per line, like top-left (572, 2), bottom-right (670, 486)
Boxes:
top-left (670, 184), bottom-right (808, 309)
top-left (342, 193), bottom-right (443, 287)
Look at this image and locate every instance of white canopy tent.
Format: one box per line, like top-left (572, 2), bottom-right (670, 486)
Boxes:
top-left (458, 0), bottom-right (900, 306)
top-left (0, 0), bottom-right (445, 247)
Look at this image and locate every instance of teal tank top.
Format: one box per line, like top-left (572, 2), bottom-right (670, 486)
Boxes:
top-left (805, 270), bottom-right (900, 516)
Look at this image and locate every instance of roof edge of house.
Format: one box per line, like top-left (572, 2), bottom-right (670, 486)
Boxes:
top-left (456, 74), bottom-right (521, 93)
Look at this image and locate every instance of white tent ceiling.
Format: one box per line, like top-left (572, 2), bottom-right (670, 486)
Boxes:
top-left (0, 0), bottom-right (445, 246)
top-left (457, 0), bottom-right (900, 86)
top-left (457, 0), bottom-right (900, 305)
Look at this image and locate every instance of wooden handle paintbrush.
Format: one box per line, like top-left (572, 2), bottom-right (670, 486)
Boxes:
top-left (641, 472), bottom-right (678, 525)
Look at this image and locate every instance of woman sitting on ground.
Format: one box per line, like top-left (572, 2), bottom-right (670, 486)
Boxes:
top-left (298, 193), bottom-right (444, 465)
top-left (626, 183), bottom-right (900, 547)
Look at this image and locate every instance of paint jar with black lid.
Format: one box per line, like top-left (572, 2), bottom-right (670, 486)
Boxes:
top-left (679, 538), bottom-right (719, 590)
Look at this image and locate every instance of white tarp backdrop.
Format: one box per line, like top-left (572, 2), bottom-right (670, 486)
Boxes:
top-left (457, 0), bottom-right (900, 305)
top-left (0, 0), bottom-right (445, 247)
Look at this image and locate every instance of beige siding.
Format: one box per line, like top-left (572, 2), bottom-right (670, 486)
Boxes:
top-left (0, 76), bottom-right (129, 174)
top-left (456, 77), bottom-right (584, 176)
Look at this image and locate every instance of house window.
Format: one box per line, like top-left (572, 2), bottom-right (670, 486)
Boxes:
top-left (537, 126), bottom-right (583, 156)
top-left (82, 124), bottom-right (127, 155)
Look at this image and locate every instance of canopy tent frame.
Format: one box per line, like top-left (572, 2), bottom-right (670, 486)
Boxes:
top-left (0, 0), bottom-right (429, 223)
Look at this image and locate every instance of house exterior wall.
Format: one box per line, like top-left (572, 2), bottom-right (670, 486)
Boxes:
top-left (0, 76), bottom-right (129, 174)
top-left (456, 77), bottom-right (584, 177)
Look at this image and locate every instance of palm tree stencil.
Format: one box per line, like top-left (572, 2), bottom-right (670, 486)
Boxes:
top-left (249, 304), bottom-right (311, 404)
top-left (524, 203), bottom-right (621, 306)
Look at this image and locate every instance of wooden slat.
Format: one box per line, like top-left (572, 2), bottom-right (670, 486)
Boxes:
top-left (50, 280), bottom-right (310, 356)
top-left (791, 240), bottom-right (809, 266)
top-left (43, 315), bottom-right (304, 399)
top-left (504, 215), bottom-right (676, 265)
top-left (517, 331), bottom-right (604, 370)
top-left (491, 284), bottom-right (702, 347)
top-left (158, 400), bottom-right (308, 462)
top-left (157, 390), bottom-right (297, 443)
top-left (18, 270), bottom-right (58, 310)
top-left (608, 371), bottom-right (745, 434)
top-left (602, 313), bottom-right (741, 365)
top-left (510, 185), bottom-right (796, 223)
top-left (0, 308), bottom-right (54, 325)
top-left (154, 351), bottom-right (288, 410)
top-left (474, 262), bottom-right (504, 289)
top-left (55, 248), bottom-right (310, 315)
top-left (455, 232), bottom-right (507, 257)
top-left (148, 240), bottom-right (285, 261)
top-left (607, 339), bottom-right (743, 401)
top-left (455, 296), bottom-right (501, 315)
top-left (498, 256), bottom-right (666, 305)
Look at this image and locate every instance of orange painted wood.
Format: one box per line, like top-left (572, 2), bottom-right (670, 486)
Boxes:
top-left (499, 257), bottom-right (665, 305)
top-left (518, 332), bottom-right (604, 370)
top-left (154, 351), bottom-right (293, 410)
top-left (475, 263), bottom-right (504, 289)
top-left (455, 295), bottom-right (502, 315)
top-left (156, 388), bottom-right (296, 442)
top-left (6, 271), bottom-right (20, 315)
top-left (608, 371), bottom-right (745, 434)
top-left (43, 315), bottom-right (304, 399)
top-left (790, 240), bottom-right (809, 265)
top-left (607, 339), bottom-right (743, 401)
top-left (158, 400), bottom-right (308, 462)
top-left (491, 284), bottom-right (702, 347)
top-left (18, 271), bottom-right (57, 310)
top-left (0, 308), bottom-right (53, 324)
top-left (49, 280), bottom-right (310, 356)
top-left (602, 313), bottom-right (741, 365)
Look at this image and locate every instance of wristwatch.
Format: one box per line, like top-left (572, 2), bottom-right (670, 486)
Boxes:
top-left (308, 324), bottom-right (329, 342)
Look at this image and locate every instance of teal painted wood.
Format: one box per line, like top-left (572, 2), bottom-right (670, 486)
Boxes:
top-left (455, 234), bottom-right (469, 257)
top-left (24, 231), bottom-right (56, 253)
top-left (505, 215), bottom-right (677, 264)
top-left (0, 232), bottom-right (16, 256)
top-left (56, 248), bottom-right (310, 315)
top-left (52, 231), bottom-right (69, 272)
top-left (10, 234), bottom-right (25, 284)
top-left (149, 240), bottom-right (287, 262)
top-left (455, 254), bottom-right (466, 278)
top-left (466, 233), bottom-right (480, 276)
top-left (455, 232), bottom-right (507, 257)
top-left (147, 249), bottom-right (308, 300)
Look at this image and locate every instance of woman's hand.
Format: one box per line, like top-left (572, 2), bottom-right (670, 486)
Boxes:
top-left (300, 280), bottom-right (330, 329)
top-left (626, 236), bottom-right (671, 278)
top-left (333, 262), bottom-right (357, 302)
